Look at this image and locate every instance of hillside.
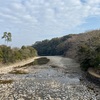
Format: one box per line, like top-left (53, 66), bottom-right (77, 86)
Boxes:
top-left (33, 29), bottom-right (100, 58)
top-left (33, 29), bottom-right (100, 71)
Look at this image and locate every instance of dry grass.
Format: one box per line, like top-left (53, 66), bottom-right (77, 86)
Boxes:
top-left (9, 70), bottom-right (28, 74)
top-left (0, 79), bottom-right (13, 84)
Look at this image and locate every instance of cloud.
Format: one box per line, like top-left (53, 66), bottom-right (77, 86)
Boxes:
top-left (0, 0), bottom-right (100, 29)
top-left (0, 0), bottom-right (100, 46)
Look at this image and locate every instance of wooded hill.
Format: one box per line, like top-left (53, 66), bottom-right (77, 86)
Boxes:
top-left (33, 29), bottom-right (100, 70)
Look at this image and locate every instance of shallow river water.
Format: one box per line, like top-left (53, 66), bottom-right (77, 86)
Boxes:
top-left (0, 56), bottom-right (100, 100)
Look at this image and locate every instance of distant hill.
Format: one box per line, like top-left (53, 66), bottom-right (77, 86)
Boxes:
top-left (32, 29), bottom-right (100, 59)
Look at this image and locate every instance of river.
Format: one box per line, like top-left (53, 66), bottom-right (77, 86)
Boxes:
top-left (0, 56), bottom-right (100, 100)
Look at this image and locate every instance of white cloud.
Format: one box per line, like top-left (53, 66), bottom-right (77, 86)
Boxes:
top-left (0, 0), bottom-right (100, 30)
top-left (0, 0), bottom-right (100, 47)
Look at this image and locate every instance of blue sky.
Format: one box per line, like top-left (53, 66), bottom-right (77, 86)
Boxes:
top-left (0, 0), bottom-right (100, 47)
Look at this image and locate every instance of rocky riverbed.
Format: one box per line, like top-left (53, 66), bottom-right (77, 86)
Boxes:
top-left (0, 56), bottom-right (100, 100)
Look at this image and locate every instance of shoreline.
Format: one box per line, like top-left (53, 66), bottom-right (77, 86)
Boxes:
top-left (87, 68), bottom-right (100, 85)
top-left (88, 68), bottom-right (100, 78)
top-left (0, 56), bottom-right (40, 74)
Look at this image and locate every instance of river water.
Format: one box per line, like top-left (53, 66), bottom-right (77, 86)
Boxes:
top-left (0, 56), bottom-right (100, 100)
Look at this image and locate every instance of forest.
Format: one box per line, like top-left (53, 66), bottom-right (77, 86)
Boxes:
top-left (33, 29), bottom-right (100, 70)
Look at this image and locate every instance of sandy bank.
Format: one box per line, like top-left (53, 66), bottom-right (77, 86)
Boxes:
top-left (0, 57), bottom-right (39, 74)
top-left (87, 68), bottom-right (100, 85)
top-left (88, 68), bottom-right (100, 78)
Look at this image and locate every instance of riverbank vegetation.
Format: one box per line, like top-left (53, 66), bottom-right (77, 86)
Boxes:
top-left (0, 45), bottom-right (37, 64)
top-left (78, 42), bottom-right (100, 71)
top-left (33, 29), bottom-right (100, 71)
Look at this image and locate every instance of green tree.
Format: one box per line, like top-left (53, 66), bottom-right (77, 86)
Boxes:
top-left (2, 32), bottom-right (12, 44)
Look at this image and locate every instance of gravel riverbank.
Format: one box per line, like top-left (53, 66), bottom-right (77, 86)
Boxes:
top-left (0, 56), bottom-right (100, 100)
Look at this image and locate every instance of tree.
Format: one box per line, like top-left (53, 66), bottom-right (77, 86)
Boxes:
top-left (2, 32), bottom-right (12, 44)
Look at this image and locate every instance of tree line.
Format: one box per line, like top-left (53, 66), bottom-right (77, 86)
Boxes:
top-left (0, 32), bottom-right (37, 64)
top-left (33, 35), bottom-right (71, 56)
top-left (33, 29), bottom-right (100, 70)
top-left (0, 45), bottom-right (37, 64)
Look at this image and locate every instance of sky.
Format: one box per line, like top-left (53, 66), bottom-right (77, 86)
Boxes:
top-left (0, 0), bottom-right (100, 47)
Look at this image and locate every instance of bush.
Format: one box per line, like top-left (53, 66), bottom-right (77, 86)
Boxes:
top-left (0, 45), bottom-right (37, 64)
top-left (78, 44), bottom-right (100, 71)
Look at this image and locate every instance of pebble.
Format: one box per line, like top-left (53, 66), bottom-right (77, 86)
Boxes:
top-left (0, 56), bottom-right (100, 100)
